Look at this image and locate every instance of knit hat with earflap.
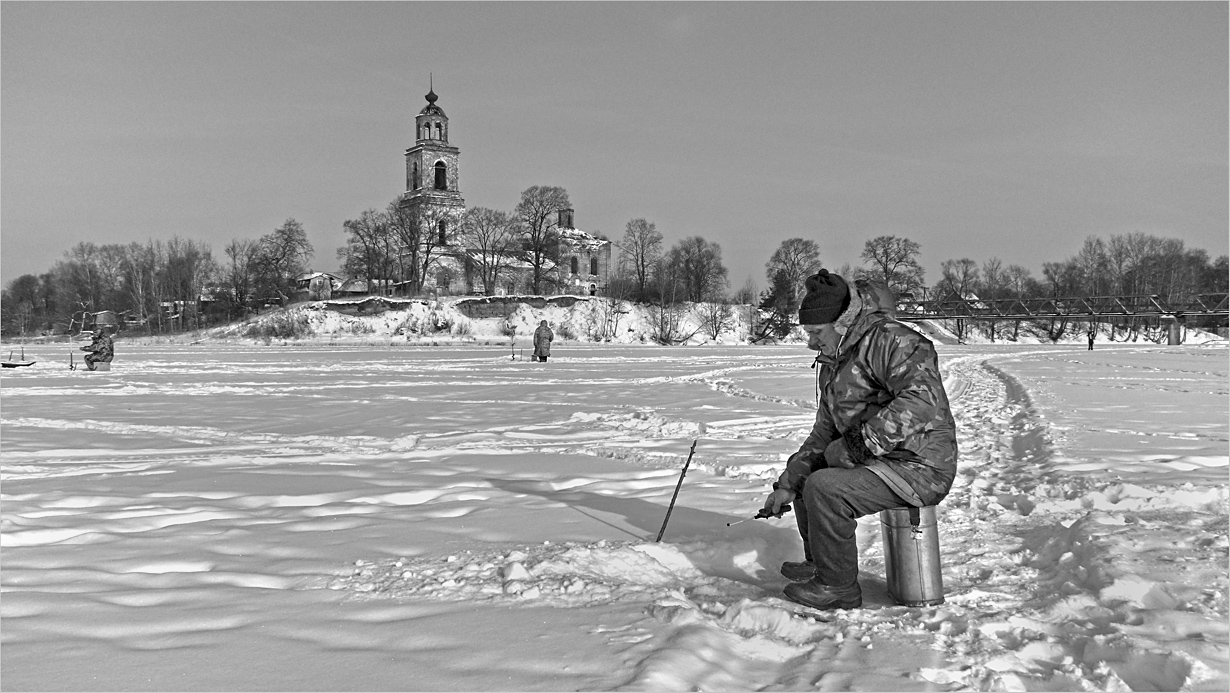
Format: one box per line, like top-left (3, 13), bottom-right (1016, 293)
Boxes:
top-left (798, 269), bottom-right (850, 325)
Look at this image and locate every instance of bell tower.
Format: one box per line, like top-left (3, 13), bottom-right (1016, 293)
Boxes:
top-left (400, 83), bottom-right (465, 245)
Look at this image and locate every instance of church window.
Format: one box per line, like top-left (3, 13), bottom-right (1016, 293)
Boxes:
top-left (412, 162), bottom-right (420, 190)
top-left (435, 123), bottom-right (443, 139)
top-left (570, 257), bottom-right (579, 275)
top-left (438, 219), bottom-right (448, 244)
top-left (590, 257), bottom-right (599, 275)
top-left (434, 161), bottom-right (447, 190)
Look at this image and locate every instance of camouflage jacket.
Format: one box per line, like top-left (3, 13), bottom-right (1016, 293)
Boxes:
top-left (776, 279), bottom-right (957, 507)
top-left (81, 334), bottom-right (114, 362)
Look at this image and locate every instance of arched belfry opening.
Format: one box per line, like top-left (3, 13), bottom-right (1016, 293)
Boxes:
top-left (434, 161), bottom-right (447, 190)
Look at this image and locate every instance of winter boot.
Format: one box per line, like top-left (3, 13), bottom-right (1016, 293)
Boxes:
top-left (779, 560), bottom-right (816, 581)
top-left (783, 578), bottom-right (862, 610)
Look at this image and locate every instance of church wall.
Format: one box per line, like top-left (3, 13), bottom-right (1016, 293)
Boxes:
top-left (555, 240), bottom-right (613, 296)
top-left (453, 295), bottom-right (588, 319)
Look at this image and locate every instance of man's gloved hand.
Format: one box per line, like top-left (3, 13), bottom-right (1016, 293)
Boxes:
top-left (824, 438), bottom-right (857, 468)
top-left (762, 487), bottom-right (796, 517)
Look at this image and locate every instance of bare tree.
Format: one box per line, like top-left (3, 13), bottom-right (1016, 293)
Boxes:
top-left (155, 237), bottom-right (215, 330)
top-left (695, 297), bottom-right (735, 340)
top-left (338, 209), bottom-right (394, 295)
top-left (587, 278), bottom-right (631, 342)
top-left (978, 257), bottom-right (1009, 341)
top-left (1073, 236), bottom-right (1111, 296)
top-left (222, 239), bottom-right (257, 319)
top-left (731, 277), bottom-right (758, 305)
top-left (1041, 260), bottom-right (1080, 297)
top-left (63, 242), bottom-right (105, 313)
top-left (933, 258), bottom-right (980, 342)
top-left (458, 207), bottom-right (519, 295)
top-left (515, 186), bottom-right (570, 294)
top-left (979, 258), bottom-right (1006, 297)
top-left (669, 236), bottom-right (728, 303)
top-left (618, 218), bottom-right (663, 301)
top-left (95, 244), bottom-right (127, 310)
top-left (253, 219), bottom-right (313, 304)
top-left (647, 257), bottom-right (694, 344)
top-left (766, 238), bottom-right (823, 313)
top-left (935, 258), bottom-right (980, 300)
top-left (861, 235), bottom-right (925, 298)
top-left (1, 274), bottom-right (40, 336)
top-left (1003, 264), bottom-right (1036, 341)
top-left (387, 201), bottom-right (422, 292)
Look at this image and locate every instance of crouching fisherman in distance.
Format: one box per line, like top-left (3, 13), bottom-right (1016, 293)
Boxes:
top-left (532, 320), bottom-right (554, 363)
top-left (80, 328), bottom-right (115, 371)
top-left (762, 269), bottom-right (957, 610)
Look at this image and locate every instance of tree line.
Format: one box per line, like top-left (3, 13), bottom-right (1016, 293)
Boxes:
top-left (922, 233), bottom-right (1228, 341)
top-left (3, 190), bottom-right (1226, 342)
top-left (2, 220), bottom-right (313, 336)
top-left (753, 233), bottom-right (1226, 342)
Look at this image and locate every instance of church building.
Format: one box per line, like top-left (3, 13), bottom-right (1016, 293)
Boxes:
top-left (398, 87), bottom-right (611, 297)
top-left (399, 86), bottom-right (465, 249)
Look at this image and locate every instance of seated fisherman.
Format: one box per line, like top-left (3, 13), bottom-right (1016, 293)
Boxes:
top-left (81, 328), bottom-right (114, 371)
top-left (762, 269), bottom-right (958, 610)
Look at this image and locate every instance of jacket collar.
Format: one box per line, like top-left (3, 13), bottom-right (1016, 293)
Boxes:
top-left (833, 278), bottom-right (895, 359)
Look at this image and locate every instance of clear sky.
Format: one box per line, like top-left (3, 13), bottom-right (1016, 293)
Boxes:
top-left (3, 2), bottom-right (1226, 292)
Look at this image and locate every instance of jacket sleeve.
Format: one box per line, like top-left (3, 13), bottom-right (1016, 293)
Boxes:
top-left (776, 397), bottom-right (837, 492)
top-left (858, 327), bottom-right (946, 457)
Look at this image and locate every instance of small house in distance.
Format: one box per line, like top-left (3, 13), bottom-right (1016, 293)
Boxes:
top-left (297, 272), bottom-right (342, 301)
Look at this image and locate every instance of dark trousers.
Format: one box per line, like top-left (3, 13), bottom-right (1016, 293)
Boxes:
top-left (793, 466), bottom-right (909, 585)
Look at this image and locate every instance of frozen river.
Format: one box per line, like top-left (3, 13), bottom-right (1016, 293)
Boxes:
top-left (2, 341), bottom-right (1226, 691)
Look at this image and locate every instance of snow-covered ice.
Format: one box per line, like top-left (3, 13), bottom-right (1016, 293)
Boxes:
top-left (2, 326), bottom-right (1226, 691)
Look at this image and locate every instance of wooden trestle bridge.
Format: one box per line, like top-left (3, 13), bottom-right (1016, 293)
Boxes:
top-left (894, 292), bottom-right (1229, 322)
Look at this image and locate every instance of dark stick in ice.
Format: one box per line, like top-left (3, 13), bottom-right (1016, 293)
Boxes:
top-left (655, 440), bottom-right (697, 542)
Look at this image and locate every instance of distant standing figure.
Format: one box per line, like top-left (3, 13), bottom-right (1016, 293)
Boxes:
top-left (81, 329), bottom-right (114, 370)
top-left (1087, 332), bottom-right (1095, 351)
top-left (533, 320), bottom-right (554, 362)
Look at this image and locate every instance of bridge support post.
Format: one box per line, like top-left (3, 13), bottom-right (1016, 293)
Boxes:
top-left (1163, 316), bottom-right (1182, 345)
